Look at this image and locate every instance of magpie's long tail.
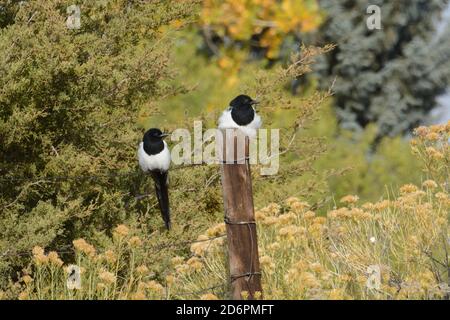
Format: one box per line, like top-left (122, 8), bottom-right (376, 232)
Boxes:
top-left (150, 170), bottom-right (170, 230)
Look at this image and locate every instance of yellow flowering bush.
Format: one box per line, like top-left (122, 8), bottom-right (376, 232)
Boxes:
top-left (170, 123), bottom-right (450, 300)
top-left (12, 226), bottom-right (167, 300)
top-left (171, 182), bottom-right (448, 299)
top-left (411, 122), bottom-right (449, 188)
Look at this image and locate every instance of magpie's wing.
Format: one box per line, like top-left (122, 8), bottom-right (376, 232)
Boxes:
top-left (150, 170), bottom-right (170, 230)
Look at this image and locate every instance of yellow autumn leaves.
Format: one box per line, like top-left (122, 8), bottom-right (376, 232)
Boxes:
top-left (201, 0), bottom-right (324, 59)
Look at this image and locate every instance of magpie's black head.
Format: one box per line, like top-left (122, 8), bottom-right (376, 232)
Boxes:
top-left (142, 128), bottom-right (169, 156)
top-left (229, 95), bottom-right (259, 109)
top-left (229, 95), bottom-right (258, 126)
top-left (143, 128), bottom-right (169, 142)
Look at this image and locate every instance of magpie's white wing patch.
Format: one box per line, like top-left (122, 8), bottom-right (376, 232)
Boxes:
top-left (218, 110), bottom-right (239, 130)
top-left (218, 109), bottom-right (262, 138)
top-left (138, 141), bottom-right (171, 172)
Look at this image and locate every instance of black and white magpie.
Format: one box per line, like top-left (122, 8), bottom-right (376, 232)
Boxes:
top-left (218, 94), bottom-right (262, 138)
top-left (138, 128), bottom-right (171, 230)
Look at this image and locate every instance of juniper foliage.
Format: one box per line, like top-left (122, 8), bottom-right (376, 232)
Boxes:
top-left (0, 0), bottom-right (199, 288)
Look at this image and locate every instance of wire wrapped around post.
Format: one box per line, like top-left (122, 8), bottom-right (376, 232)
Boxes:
top-left (219, 129), bottom-right (263, 300)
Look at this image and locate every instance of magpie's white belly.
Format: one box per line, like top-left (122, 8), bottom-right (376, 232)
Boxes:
top-left (218, 110), bottom-right (262, 138)
top-left (138, 141), bottom-right (171, 172)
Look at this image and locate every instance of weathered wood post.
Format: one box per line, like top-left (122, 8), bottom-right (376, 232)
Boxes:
top-left (219, 129), bottom-right (262, 300)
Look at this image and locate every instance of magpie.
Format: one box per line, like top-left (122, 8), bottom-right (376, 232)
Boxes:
top-left (138, 128), bottom-right (171, 230)
top-left (218, 94), bottom-right (262, 138)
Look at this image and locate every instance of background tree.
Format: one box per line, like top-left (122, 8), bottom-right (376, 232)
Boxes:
top-left (314, 0), bottom-right (450, 137)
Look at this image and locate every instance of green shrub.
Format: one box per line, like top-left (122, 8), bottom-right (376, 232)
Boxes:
top-left (0, 0), bottom-right (198, 288)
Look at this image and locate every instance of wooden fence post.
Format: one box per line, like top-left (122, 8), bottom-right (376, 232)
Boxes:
top-left (219, 129), bottom-right (262, 300)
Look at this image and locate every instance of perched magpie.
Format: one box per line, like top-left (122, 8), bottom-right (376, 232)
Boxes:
top-left (138, 128), bottom-right (171, 230)
top-left (218, 94), bottom-right (262, 138)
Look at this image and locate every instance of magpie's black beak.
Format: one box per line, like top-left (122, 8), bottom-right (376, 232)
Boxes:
top-left (159, 133), bottom-right (170, 138)
top-left (250, 99), bottom-right (260, 106)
